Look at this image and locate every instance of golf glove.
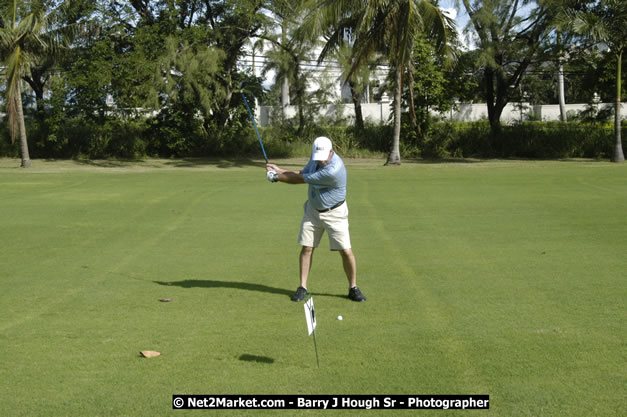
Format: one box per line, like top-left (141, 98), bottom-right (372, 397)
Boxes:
top-left (266, 169), bottom-right (278, 183)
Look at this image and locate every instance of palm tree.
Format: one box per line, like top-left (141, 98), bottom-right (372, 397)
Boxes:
top-left (23, 1), bottom-right (92, 119)
top-left (301, 0), bottom-right (454, 164)
top-left (566, 0), bottom-right (625, 162)
top-left (335, 42), bottom-right (376, 131)
top-left (0, 0), bottom-right (47, 167)
top-left (247, 37), bottom-right (265, 75)
top-left (262, 35), bottom-right (314, 134)
top-left (1, 1), bottom-right (86, 167)
top-left (263, 0), bottom-right (309, 122)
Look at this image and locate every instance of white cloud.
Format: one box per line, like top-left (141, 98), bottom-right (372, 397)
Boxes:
top-left (441, 7), bottom-right (457, 20)
top-left (440, 5), bottom-right (473, 50)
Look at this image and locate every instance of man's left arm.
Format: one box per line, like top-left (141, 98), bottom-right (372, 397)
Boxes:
top-left (266, 163), bottom-right (305, 184)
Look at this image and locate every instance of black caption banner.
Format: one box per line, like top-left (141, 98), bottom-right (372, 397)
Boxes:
top-left (172, 395), bottom-right (489, 410)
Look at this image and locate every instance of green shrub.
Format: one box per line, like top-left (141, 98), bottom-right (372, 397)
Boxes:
top-left (0, 123), bottom-right (20, 158)
top-left (452, 121), bottom-right (495, 157)
top-left (421, 121), bottom-right (625, 160)
top-left (499, 122), bottom-right (621, 159)
top-left (104, 118), bottom-right (148, 159)
top-left (421, 122), bottom-right (458, 158)
top-left (2, 113), bottom-right (624, 161)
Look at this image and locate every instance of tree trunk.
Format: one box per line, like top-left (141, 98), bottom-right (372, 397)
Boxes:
top-left (485, 69), bottom-right (500, 131)
top-left (281, 76), bottom-right (290, 120)
top-left (24, 74), bottom-right (46, 121)
top-left (349, 81), bottom-right (364, 131)
top-left (297, 99), bottom-right (305, 137)
top-left (281, 21), bottom-right (290, 122)
top-left (15, 88), bottom-right (31, 167)
top-left (557, 34), bottom-right (567, 122)
top-left (486, 69), bottom-right (510, 135)
top-left (558, 60), bottom-right (567, 122)
top-left (386, 65), bottom-right (402, 165)
top-left (211, 71), bottom-right (234, 130)
top-left (612, 50), bottom-right (624, 163)
top-left (407, 70), bottom-right (419, 133)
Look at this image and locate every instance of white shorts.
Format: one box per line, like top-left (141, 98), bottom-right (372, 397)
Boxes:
top-left (298, 200), bottom-right (351, 251)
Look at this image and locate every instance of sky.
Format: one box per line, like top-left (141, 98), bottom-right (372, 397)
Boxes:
top-left (439, 0), bottom-right (473, 50)
top-left (440, 0), bottom-right (464, 24)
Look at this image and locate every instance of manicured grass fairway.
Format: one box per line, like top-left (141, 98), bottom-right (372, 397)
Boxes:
top-left (0, 158), bottom-right (625, 417)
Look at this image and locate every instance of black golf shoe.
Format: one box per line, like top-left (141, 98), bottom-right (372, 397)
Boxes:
top-left (348, 286), bottom-right (366, 302)
top-left (291, 286), bottom-right (307, 302)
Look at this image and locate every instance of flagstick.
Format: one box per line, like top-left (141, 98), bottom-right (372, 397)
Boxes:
top-left (312, 327), bottom-right (320, 368)
top-left (306, 293), bottom-right (320, 368)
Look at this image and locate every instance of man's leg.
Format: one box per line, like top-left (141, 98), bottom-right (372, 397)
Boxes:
top-left (339, 248), bottom-right (357, 288)
top-left (291, 246), bottom-right (314, 301)
top-left (340, 248), bottom-right (365, 301)
top-left (300, 246), bottom-right (315, 289)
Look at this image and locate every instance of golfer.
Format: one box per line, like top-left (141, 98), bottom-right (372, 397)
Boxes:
top-left (266, 136), bottom-right (366, 302)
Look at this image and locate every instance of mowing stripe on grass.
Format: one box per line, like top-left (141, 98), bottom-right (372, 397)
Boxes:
top-left (357, 170), bottom-right (491, 397)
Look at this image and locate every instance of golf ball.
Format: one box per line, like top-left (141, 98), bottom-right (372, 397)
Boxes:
top-left (337, 315), bottom-right (343, 321)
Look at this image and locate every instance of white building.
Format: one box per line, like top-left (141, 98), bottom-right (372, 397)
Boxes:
top-left (239, 30), bottom-right (391, 106)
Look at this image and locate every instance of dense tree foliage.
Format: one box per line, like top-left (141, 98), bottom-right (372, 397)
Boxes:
top-left (0, 0), bottom-right (624, 164)
top-left (460, 0), bottom-right (560, 132)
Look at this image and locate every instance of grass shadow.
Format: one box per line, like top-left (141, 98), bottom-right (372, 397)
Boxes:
top-left (238, 354), bottom-right (275, 364)
top-left (162, 158), bottom-right (266, 169)
top-left (70, 158), bottom-right (268, 169)
top-left (405, 157), bottom-right (484, 164)
top-left (154, 279), bottom-right (292, 296)
top-left (153, 279), bottom-right (345, 299)
top-left (72, 159), bottom-right (147, 168)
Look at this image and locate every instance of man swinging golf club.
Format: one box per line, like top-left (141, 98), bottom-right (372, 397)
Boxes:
top-left (266, 136), bottom-right (366, 302)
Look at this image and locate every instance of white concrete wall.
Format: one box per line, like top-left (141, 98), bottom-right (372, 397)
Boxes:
top-left (259, 101), bottom-right (394, 125)
top-left (257, 102), bottom-right (625, 126)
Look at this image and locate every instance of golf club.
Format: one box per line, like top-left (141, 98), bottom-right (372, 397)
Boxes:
top-left (242, 92), bottom-right (269, 164)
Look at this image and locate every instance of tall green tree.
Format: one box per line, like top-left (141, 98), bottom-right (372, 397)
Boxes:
top-left (408, 33), bottom-right (452, 135)
top-left (151, 36), bottom-right (224, 121)
top-left (0, 0), bottom-right (48, 167)
top-left (564, 0), bottom-right (625, 162)
top-left (111, 0), bottom-right (267, 146)
top-left (262, 36), bottom-right (315, 134)
top-left (260, 0), bottom-right (314, 132)
top-left (1, 1), bottom-right (92, 164)
top-left (301, 0), bottom-right (454, 165)
top-left (200, 0), bottom-right (268, 130)
top-left (335, 42), bottom-right (374, 131)
top-left (461, 0), bottom-right (556, 133)
top-left (22, 0), bottom-right (92, 118)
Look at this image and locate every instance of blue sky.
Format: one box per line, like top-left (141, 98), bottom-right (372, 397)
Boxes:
top-left (440, 0), bottom-right (467, 23)
top-left (439, 0), bottom-right (472, 49)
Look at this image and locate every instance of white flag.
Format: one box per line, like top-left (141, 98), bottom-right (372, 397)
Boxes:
top-left (304, 297), bottom-right (317, 335)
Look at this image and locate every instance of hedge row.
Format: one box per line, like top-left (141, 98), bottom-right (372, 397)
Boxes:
top-left (1, 117), bottom-right (624, 160)
top-left (409, 121), bottom-right (625, 160)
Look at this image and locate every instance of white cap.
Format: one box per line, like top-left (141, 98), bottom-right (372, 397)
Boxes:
top-left (312, 136), bottom-right (333, 161)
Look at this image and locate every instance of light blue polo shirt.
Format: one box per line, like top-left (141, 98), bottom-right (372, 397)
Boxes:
top-left (301, 153), bottom-right (347, 210)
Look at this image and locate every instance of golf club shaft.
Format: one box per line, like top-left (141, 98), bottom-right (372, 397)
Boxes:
top-left (242, 93), bottom-right (269, 163)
